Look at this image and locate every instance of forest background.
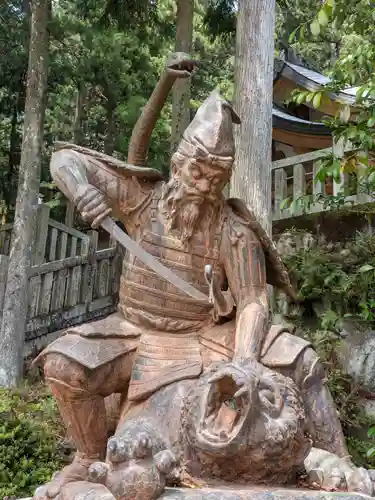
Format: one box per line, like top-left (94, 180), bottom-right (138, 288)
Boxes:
top-left (2, 0), bottom-right (373, 221)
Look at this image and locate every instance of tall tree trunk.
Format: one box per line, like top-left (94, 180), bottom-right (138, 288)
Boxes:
top-left (104, 100), bottom-right (115, 156)
top-left (73, 84), bottom-right (87, 146)
top-left (0, 0), bottom-right (49, 387)
top-left (230, 0), bottom-right (275, 236)
top-left (6, 101), bottom-right (20, 207)
top-left (171, 0), bottom-right (194, 155)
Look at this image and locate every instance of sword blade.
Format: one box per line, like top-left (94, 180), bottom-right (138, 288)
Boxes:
top-left (100, 217), bottom-right (210, 305)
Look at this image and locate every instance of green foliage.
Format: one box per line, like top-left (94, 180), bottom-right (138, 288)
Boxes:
top-left (283, 230), bottom-right (375, 468)
top-left (281, 230), bottom-right (375, 465)
top-left (281, 149), bottom-right (375, 218)
top-left (0, 383), bottom-right (65, 497)
top-left (0, 0), bottom-right (235, 220)
top-left (288, 0), bottom-right (375, 216)
top-left (284, 231), bottom-right (375, 327)
top-left (347, 435), bottom-right (375, 469)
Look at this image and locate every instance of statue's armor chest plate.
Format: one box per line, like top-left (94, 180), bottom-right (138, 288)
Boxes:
top-left (118, 189), bottom-right (224, 333)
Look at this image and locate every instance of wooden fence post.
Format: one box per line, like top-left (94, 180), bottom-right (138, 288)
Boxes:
top-left (32, 203), bottom-right (50, 265)
top-left (274, 168), bottom-right (287, 220)
top-left (65, 201), bottom-right (75, 227)
top-left (81, 230), bottom-right (98, 307)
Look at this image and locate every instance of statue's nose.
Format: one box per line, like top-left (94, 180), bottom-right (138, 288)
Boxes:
top-left (198, 178), bottom-right (210, 193)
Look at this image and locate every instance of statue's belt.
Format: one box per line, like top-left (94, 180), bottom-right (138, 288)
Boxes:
top-left (127, 333), bottom-right (203, 401)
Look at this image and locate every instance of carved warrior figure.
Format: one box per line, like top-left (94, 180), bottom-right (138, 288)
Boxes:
top-left (33, 53), bottom-right (366, 500)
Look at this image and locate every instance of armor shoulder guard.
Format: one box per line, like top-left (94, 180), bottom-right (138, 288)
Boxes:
top-left (226, 197), bottom-right (296, 300)
top-left (55, 142), bottom-right (164, 182)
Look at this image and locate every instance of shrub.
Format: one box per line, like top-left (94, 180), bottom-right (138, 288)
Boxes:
top-left (280, 230), bottom-right (375, 467)
top-left (0, 384), bottom-right (64, 498)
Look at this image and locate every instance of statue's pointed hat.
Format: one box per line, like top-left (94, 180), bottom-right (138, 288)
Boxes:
top-left (176, 89), bottom-right (241, 169)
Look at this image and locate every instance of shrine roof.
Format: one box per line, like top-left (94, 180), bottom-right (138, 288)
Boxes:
top-left (272, 104), bottom-right (331, 136)
top-left (275, 59), bottom-right (359, 105)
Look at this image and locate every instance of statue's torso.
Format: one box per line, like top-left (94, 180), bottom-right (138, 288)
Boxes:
top-left (118, 185), bottom-right (224, 334)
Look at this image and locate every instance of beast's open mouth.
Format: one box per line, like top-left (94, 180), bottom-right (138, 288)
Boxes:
top-left (199, 376), bottom-right (250, 446)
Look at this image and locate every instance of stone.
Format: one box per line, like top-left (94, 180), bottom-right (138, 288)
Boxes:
top-left (307, 469), bottom-right (324, 487)
top-left (159, 487), bottom-right (371, 499)
top-left (322, 468), bottom-right (347, 490)
top-left (347, 467), bottom-right (374, 496)
top-left (337, 322), bottom-right (375, 394)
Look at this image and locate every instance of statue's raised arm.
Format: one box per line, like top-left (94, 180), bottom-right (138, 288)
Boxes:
top-left (50, 52), bottom-right (196, 229)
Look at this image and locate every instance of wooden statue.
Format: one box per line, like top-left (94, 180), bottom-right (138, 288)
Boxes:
top-left (33, 54), bottom-right (373, 499)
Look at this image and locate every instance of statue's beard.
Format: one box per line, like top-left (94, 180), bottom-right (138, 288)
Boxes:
top-left (161, 179), bottom-right (219, 244)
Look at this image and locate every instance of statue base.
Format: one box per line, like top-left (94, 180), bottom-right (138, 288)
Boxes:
top-left (161, 487), bottom-right (371, 499)
top-left (20, 484), bottom-right (371, 500)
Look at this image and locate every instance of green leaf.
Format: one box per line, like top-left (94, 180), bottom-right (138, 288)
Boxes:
top-left (359, 264), bottom-right (374, 273)
top-left (368, 426), bottom-right (375, 438)
top-left (332, 160), bottom-right (342, 182)
top-left (306, 93), bottom-right (314, 103)
top-left (313, 92), bottom-right (322, 109)
top-left (339, 105), bottom-right (351, 124)
top-left (288, 28), bottom-right (298, 44)
top-left (290, 199), bottom-right (300, 214)
top-left (295, 91), bottom-right (307, 105)
top-left (318, 8), bottom-right (329, 27)
top-left (368, 117), bottom-right (375, 128)
top-left (367, 447), bottom-right (375, 458)
top-left (280, 197), bottom-right (291, 210)
top-left (310, 20), bottom-right (321, 37)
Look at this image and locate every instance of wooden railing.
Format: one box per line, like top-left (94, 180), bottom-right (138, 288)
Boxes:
top-left (271, 146), bottom-right (373, 221)
top-left (0, 204), bottom-right (89, 264)
top-left (0, 204), bottom-right (122, 350)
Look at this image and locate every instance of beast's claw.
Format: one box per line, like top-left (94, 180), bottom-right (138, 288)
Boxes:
top-left (88, 462), bottom-right (109, 484)
top-left (155, 449), bottom-right (177, 475)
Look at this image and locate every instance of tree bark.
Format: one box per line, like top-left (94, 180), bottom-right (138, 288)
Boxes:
top-left (230, 0), bottom-right (275, 235)
top-left (171, 0), bottom-right (194, 155)
top-left (6, 101), bottom-right (20, 206)
top-left (104, 100), bottom-right (116, 156)
top-left (0, 0), bottom-right (50, 387)
top-left (73, 84), bottom-right (87, 146)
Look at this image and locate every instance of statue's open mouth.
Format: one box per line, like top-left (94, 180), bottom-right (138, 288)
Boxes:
top-left (198, 376), bottom-right (250, 448)
top-left (168, 59), bottom-right (197, 77)
top-left (170, 62), bottom-right (195, 73)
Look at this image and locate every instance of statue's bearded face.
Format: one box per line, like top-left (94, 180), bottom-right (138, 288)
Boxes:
top-left (161, 157), bottom-right (231, 243)
top-left (177, 157), bottom-right (230, 203)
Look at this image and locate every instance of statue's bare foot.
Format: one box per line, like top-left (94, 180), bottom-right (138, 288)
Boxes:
top-left (89, 431), bottom-right (176, 500)
top-left (33, 452), bottom-right (98, 499)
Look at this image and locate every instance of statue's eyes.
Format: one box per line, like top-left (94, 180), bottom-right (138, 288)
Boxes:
top-left (191, 166), bottom-right (202, 179)
top-left (211, 177), bottom-right (221, 186)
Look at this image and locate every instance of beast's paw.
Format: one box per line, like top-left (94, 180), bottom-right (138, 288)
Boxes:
top-left (92, 432), bottom-right (176, 500)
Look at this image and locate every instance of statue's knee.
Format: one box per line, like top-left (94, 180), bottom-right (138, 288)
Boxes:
top-left (44, 353), bottom-right (87, 390)
top-left (300, 347), bottom-right (326, 389)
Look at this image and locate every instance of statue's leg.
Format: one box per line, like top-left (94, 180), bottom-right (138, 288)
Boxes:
top-left (34, 351), bottom-right (134, 499)
top-left (287, 347), bottom-right (348, 458)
